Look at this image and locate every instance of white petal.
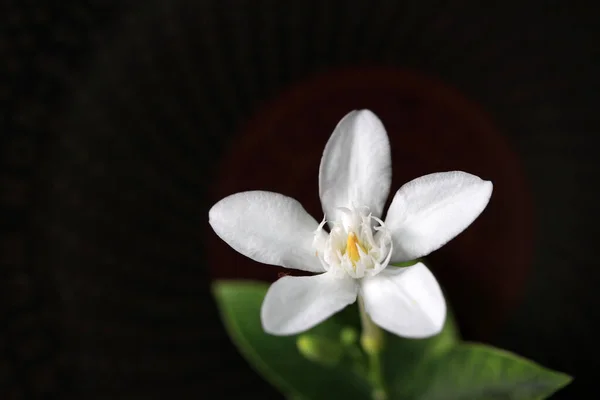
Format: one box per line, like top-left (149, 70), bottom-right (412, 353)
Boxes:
top-left (361, 263), bottom-right (446, 338)
top-left (319, 110), bottom-right (392, 223)
top-left (261, 271), bottom-right (358, 335)
top-left (209, 191), bottom-right (324, 272)
top-left (384, 171), bottom-right (493, 263)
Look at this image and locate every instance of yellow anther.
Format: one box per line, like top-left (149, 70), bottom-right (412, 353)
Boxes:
top-left (346, 232), bottom-right (366, 263)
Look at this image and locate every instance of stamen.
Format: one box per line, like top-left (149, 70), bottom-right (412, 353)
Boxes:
top-left (346, 232), bottom-right (367, 264)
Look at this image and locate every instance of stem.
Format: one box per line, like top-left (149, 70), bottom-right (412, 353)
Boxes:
top-left (358, 296), bottom-right (387, 400)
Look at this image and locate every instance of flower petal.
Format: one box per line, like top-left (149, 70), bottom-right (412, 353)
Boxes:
top-left (319, 110), bottom-right (392, 222)
top-left (261, 271), bottom-right (358, 335)
top-left (209, 191), bottom-right (324, 272)
top-left (385, 171), bottom-right (493, 263)
top-left (361, 263), bottom-right (446, 338)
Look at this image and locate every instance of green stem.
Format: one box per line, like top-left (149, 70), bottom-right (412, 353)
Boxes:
top-left (358, 296), bottom-right (387, 400)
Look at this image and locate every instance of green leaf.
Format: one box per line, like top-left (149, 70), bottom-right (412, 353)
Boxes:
top-left (390, 259), bottom-right (422, 268)
top-left (391, 343), bottom-right (572, 400)
top-left (382, 305), bottom-right (459, 385)
top-left (212, 280), bottom-right (371, 400)
top-left (213, 279), bottom-right (571, 400)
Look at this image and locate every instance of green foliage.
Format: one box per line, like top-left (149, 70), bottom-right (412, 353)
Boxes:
top-left (212, 281), bottom-right (370, 400)
top-left (212, 280), bottom-right (571, 400)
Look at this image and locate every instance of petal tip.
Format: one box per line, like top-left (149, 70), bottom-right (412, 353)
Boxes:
top-left (207, 201), bottom-right (219, 222)
top-left (355, 109), bottom-right (382, 123)
top-left (207, 201), bottom-right (224, 230)
top-left (259, 306), bottom-right (288, 336)
top-left (355, 108), bottom-right (375, 116)
top-left (428, 300), bottom-right (448, 337)
top-left (480, 179), bottom-right (494, 206)
top-left (485, 179), bottom-right (494, 194)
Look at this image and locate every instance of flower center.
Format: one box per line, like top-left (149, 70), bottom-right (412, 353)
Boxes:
top-left (313, 206), bottom-right (392, 279)
top-left (346, 232), bottom-right (366, 264)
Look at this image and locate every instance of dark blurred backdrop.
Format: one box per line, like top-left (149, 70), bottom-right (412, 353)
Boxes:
top-left (1, 1), bottom-right (598, 399)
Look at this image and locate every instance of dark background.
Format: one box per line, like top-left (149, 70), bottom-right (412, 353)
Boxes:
top-left (1, 1), bottom-right (598, 399)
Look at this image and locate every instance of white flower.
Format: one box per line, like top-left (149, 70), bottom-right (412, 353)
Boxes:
top-left (209, 110), bottom-right (493, 338)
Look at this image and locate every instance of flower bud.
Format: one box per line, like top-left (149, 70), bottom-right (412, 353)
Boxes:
top-left (340, 327), bottom-right (358, 346)
top-left (296, 334), bottom-right (343, 367)
top-left (361, 332), bottom-right (384, 355)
